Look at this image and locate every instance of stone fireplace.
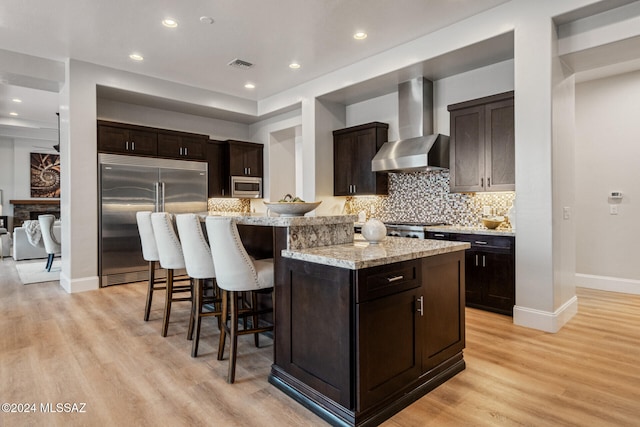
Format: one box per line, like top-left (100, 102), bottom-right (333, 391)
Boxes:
top-left (9, 199), bottom-right (60, 228)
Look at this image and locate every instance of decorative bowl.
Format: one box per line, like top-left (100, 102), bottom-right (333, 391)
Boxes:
top-left (482, 216), bottom-right (504, 229)
top-left (361, 218), bottom-right (387, 243)
top-left (264, 201), bottom-right (321, 217)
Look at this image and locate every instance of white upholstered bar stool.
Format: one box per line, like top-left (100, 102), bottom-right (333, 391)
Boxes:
top-left (205, 216), bottom-right (274, 383)
top-left (151, 212), bottom-right (192, 337)
top-left (38, 214), bottom-right (61, 272)
top-left (175, 213), bottom-right (222, 357)
top-left (136, 211), bottom-right (166, 321)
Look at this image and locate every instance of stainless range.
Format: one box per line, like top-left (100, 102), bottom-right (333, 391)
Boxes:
top-left (384, 222), bottom-right (444, 239)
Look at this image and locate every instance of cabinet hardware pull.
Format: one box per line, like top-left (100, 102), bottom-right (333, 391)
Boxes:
top-left (434, 233), bottom-right (444, 237)
top-left (132, 141), bottom-right (135, 151)
top-left (482, 255), bottom-right (486, 267)
top-left (247, 167), bottom-right (250, 175)
top-left (185, 147), bottom-right (188, 156)
top-left (481, 177), bottom-right (484, 187)
top-left (487, 177), bottom-right (491, 187)
top-left (417, 296), bottom-right (424, 316)
top-left (126, 141), bottom-right (129, 150)
top-left (475, 241), bottom-right (488, 245)
top-left (179, 147), bottom-right (182, 155)
top-left (386, 275), bottom-right (404, 283)
top-left (475, 254), bottom-right (478, 266)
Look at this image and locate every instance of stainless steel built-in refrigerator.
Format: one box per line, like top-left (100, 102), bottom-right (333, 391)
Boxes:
top-left (99, 153), bottom-right (207, 286)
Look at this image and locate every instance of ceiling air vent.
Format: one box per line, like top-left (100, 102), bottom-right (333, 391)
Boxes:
top-left (228, 58), bottom-right (254, 70)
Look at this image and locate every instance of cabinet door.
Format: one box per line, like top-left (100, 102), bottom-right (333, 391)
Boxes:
top-left (482, 251), bottom-right (515, 315)
top-left (333, 132), bottom-right (358, 195)
top-left (357, 287), bottom-right (421, 411)
top-left (98, 125), bottom-right (129, 154)
top-left (243, 144), bottom-right (263, 177)
top-left (228, 142), bottom-right (263, 177)
top-left (353, 128), bottom-right (379, 194)
top-left (421, 252), bottom-right (465, 372)
top-left (157, 133), bottom-right (182, 158)
top-left (449, 106), bottom-right (485, 192)
top-left (464, 249), bottom-right (484, 306)
top-left (228, 143), bottom-right (245, 176)
top-left (127, 130), bottom-right (157, 156)
top-left (207, 141), bottom-right (226, 197)
top-left (181, 136), bottom-right (206, 160)
top-left (485, 98), bottom-right (515, 191)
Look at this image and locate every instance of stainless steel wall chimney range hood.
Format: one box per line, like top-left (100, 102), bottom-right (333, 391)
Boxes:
top-left (371, 77), bottom-right (449, 172)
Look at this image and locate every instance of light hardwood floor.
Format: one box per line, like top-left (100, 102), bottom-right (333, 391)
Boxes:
top-left (1, 258), bottom-right (639, 426)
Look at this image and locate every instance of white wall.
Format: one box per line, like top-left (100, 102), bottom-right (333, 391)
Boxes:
top-left (575, 70), bottom-right (640, 294)
top-left (0, 137), bottom-right (14, 221)
top-left (97, 99), bottom-right (250, 141)
top-left (268, 127), bottom-right (296, 202)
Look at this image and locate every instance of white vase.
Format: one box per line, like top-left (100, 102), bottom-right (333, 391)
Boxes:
top-left (362, 218), bottom-right (386, 244)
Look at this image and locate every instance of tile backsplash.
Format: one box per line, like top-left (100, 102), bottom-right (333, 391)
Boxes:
top-left (345, 171), bottom-right (515, 228)
top-left (208, 198), bottom-right (251, 213)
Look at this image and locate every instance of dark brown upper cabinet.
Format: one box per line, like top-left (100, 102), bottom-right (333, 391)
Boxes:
top-left (206, 140), bottom-right (227, 197)
top-left (448, 91), bottom-right (515, 193)
top-left (97, 121), bottom-right (158, 157)
top-left (227, 140), bottom-right (263, 178)
top-left (333, 122), bottom-right (388, 196)
top-left (157, 132), bottom-right (207, 160)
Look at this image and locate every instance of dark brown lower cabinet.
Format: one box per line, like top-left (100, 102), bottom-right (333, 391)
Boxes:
top-left (427, 231), bottom-right (515, 315)
top-left (270, 251), bottom-right (466, 427)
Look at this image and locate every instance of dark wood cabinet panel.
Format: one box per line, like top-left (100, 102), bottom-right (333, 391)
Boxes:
top-left (228, 140), bottom-right (263, 177)
top-left (428, 231), bottom-right (515, 315)
top-left (206, 140), bottom-right (226, 197)
top-left (273, 252), bottom-right (465, 425)
top-left (97, 122), bottom-right (157, 156)
top-left (157, 132), bottom-right (206, 160)
top-left (333, 122), bottom-right (388, 196)
top-left (448, 92), bottom-right (514, 193)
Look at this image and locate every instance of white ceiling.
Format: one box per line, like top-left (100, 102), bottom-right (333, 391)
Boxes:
top-left (0, 0), bottom-right (510, 129)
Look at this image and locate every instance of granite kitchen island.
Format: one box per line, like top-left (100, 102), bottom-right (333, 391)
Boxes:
top-left (220, 214), bottom-right (470, 426)
top-left (274, 236), bottom-right (469, 426)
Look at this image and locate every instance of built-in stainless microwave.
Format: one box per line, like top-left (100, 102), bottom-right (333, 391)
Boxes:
top-left (231, 176), bottom-right (262, 198)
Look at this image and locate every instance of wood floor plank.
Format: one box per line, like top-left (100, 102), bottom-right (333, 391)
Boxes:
top-left (2, 259), bottom-right (640, 426)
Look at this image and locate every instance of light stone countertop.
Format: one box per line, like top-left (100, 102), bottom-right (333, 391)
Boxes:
top-left (281, 235), bottom-right (470, 270)
top-left (206, 212), bottom-right (357, 227)
top-left (426, 225), bottom-right (515, 237)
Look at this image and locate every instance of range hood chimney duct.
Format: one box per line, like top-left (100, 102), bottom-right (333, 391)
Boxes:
top-left (372, 77), bottom-right (449, 172)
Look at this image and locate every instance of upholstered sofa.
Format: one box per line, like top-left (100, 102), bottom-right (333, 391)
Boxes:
top-left (12, 225), bottom-right (61, 261)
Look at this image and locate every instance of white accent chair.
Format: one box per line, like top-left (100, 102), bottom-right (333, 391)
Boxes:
top-left (136, 211), bottom-right (166, 322)
top-left (176, 213), bottom-right (222, 357)
top-left (205, 216), bottom-right (274, 383)
top-left (38, 215), bottom-right (61, 272)
top-left (150, 212), bottom-right (192, 337)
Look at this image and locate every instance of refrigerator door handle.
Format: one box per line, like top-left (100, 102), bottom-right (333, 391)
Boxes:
top-left (160, 182), bottom-right (166, 212)
top-left (154, 182), bottom-right (161, 212)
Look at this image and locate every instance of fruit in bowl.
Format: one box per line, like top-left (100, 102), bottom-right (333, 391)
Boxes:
top-left (264, 194), bottom-right (321, 217)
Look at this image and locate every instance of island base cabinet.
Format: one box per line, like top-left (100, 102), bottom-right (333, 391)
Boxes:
top-left (270, 251), bottom-right (466, 427)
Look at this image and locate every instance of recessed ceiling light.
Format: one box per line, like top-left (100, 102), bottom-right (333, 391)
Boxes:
top-left (200, 16), bottom-right (214, 24)
top-left (162, 18), bottom-right (178, 28)
top-left (12, 98), bottom-right (22, 103)
top-left (353, 31), bottom-right (368, 40)
top-left (9, 112), bottom-right (18, 116)
top-left (129, 53), bottom-right (144, 61)
top-left (244, 83), bottom-right (255, 89)
top-left (289, 62), bottom-right (301, 69)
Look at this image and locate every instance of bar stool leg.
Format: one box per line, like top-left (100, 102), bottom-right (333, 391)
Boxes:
top-left (190, 279), bottom-right (204, 357)
top-left (217, 289), bottom-right (228, 362)
top-left (228, 290), bottom-right (239, 384)
top-left (144, 261), bottom-right (156, 321)
top-left (252, 292), bottom-right (260, 347)
top-left (161, 269), bottom-right (174, 337)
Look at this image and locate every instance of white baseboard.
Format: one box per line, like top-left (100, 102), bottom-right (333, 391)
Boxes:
top-left (513, 295), bottom-right (578, 333)
top-left (575, 273), bottom-right (640, 295)
top-left (59, 272), bottom-right (100, 293)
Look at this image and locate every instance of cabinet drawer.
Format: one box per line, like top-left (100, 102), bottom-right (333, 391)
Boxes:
top-left (455, 233), bottom-right (514, 251)
top-left (357, 259), bottom-right (421, 303)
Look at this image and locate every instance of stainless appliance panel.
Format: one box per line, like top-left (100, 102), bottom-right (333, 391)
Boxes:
top-left (231, 176), bottom-right (262, 198)
top-left (159, 168), bottom-right (208, 214)
top-left (98, 154), bottom-right (208, 286)
top-left (99, 163), bottom-right (157, 279)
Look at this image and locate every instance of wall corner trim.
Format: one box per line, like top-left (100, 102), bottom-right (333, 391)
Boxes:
top-left (513, 295), bottom-right (578, 333)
